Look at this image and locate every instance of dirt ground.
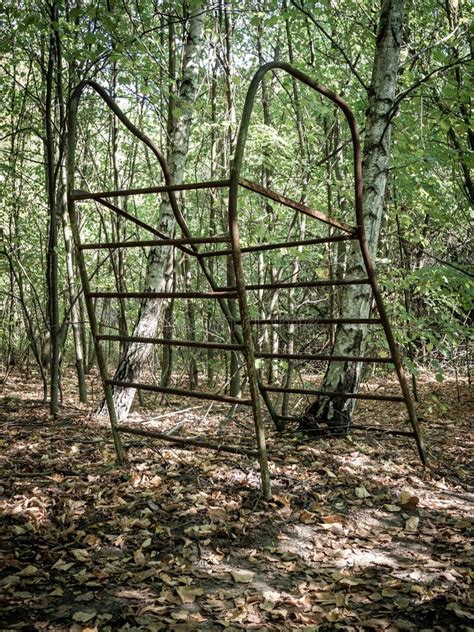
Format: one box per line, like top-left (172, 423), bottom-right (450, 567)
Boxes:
top-left (0, 372), bottom-right (473, 631)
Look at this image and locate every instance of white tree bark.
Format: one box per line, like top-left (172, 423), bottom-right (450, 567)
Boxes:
top-left (103, 3), bottom-right (206, 420)
top-left (302, 0), bottom-right (407, 432)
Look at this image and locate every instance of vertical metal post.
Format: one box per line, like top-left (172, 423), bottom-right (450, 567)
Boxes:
top-left (229, 78), bottom-right (272, 496)
top-left (357, 240), bottom-right (427, 464)
top-left (228, 185), bottom-right (271, 498)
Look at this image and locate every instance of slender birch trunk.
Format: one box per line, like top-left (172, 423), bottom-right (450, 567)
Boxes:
top-left (159, 15), bottom-right (177, 389)
top-left (101, 3), bottom-right (206, 420)
top-left (257, 20), bottom-right (281, 385)
top-left (110, 64), bottom-right (128, 355)
top-left (282, 3), bottom-right (308, 415)
top-left (302, 0), bottom-right (407, 432)
top-left (221, 0), bottom-right (241, 399)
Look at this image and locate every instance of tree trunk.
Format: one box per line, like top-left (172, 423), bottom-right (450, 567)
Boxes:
top-left (44, 1), bottom-right (61, 416)
top-left (101, 2), bottom-right (205, 421)
top-left (221, 0), bottom-right (241, 399)
top-left (61, 195), bottom-right (87, 402)
top-left (110, 63), bottom-right (129, 355)
top-left (256, 19), bottom-right (284, 387)
top-left (159, 14), bottom-right (177, 390)
top-left (282, 5), bottom-right (309, 415)
top-left (301, 0), bottom-right (406, 434)
top-left (56, 16), bottom-right (87, 403)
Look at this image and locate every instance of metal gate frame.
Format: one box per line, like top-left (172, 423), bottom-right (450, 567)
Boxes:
top-left (67, 62), bottom-right (427, 499)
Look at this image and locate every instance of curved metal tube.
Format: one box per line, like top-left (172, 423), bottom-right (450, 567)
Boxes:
top-left (228, 62), bottom-right (426, 464)
top-left (229, 61), bottom-right (364, 231)
top-left (68, 80), bottom-right (192, 240)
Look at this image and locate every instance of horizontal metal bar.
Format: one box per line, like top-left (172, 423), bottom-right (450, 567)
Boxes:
top-left (239, 178), bottom-right (356, 234)
top-left (87, 290), bottom-right (238, 299)
top-left (262, 385), bottom-right (404, 401)
top-left (117, 425), bottom-right (258, 456)
top-left (106, 380), bottom-right (252, 405)
top-left (240, 318), bottom-right (382, 325)
top-left (198, 234), bottom-right (358, 258)
top-left (97, 334), bottom-right (245, 351)
top-left (70, 178), bottom-right (231, 201)
top-left (219, 278), bottom-right (369, 292)
top-left (254, 352), bottom-right (393, 363)
top-left (80, 235), bottom-right (230, 250)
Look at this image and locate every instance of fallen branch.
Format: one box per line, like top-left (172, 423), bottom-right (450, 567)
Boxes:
top-left (116, 424), bottom-right (259, 457)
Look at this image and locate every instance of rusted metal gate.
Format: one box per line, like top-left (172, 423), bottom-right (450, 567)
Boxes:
top-left (67, 62), bottom-right (426, 499)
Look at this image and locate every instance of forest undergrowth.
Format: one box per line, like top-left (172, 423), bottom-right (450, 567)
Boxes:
top-left (1, 372), bottom-right (472, 631)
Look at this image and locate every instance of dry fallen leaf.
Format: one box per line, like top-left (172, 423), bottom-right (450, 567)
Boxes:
top-left (321, 522), bottom-right (344, 535)
top-left (231, 569), bottom-right (255, 583)
top-left (208, 507), bottom-right (227, 521)
top-left (325, 608), bottom-right (341, 622)
top-left (399, 490), bottom-right (420, 509)
top-left (299, 509), bottom-right (316, 523)
top-left (133, 549), bottom-right (146, 565)
top-left (176, 586), bottom-right (205, 603)
top-left (405, 516), bottom-right (420, 533)
top-left (49, 587), bottom-right (64, 596)
top-left (51, 560), bottom-right (74, 571)
top-left (338, 577), bottom-right (362, 586)
top-left (72, 611), bottom-right (96, 623)
top-left (72, 549), bottom-right (90, 562)
top-left (355, 486), bottom-right (370, 499)
top-left (19, 565), bottom-right (39, 576)
top-left (0, 575), bottom-right (20, 587)
top-left (322, 514), bottom-right (346, 524)
top-left (184, 524), bottom-right (214, 538)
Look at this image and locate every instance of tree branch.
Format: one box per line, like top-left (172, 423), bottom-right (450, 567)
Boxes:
top-left (394, 55), bottom-right (471, 109)
top-left (401, 24), bottom-right (462, 70)
top-left (290, 0), bottom-right (370, 92)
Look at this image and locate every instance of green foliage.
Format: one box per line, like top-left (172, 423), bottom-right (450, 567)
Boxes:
top-left (0, 0), bottom-right (471, 382)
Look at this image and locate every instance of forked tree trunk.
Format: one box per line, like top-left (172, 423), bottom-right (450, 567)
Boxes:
top-left (100, 3), bottom-right (205, 420)
top-left (301, 0), bottom-right (407, 433)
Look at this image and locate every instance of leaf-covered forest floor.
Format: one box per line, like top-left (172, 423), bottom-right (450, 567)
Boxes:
top-left (1, 372), bottom-right (473, 631)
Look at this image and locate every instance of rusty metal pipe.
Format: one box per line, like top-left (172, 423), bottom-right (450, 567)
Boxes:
top-left (97, 334), bottom-right (245, 351)
top-left (71, 178), bottom-right (231, 201)
top-left (105, 379), bottom-right (253, 406)
top-left (262, 385), bottom-right (404, 402)
top-left (80, 235), bottom-right (230, 250)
